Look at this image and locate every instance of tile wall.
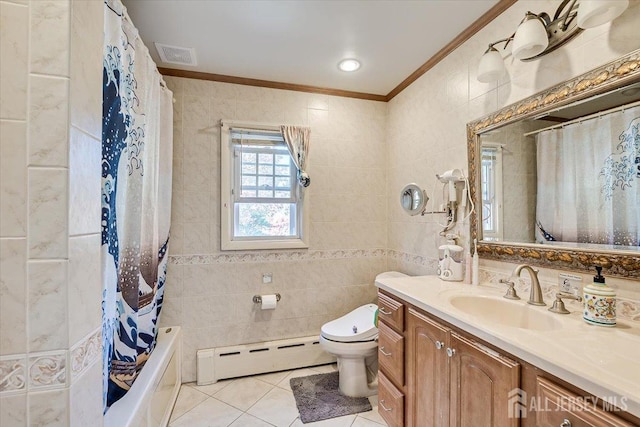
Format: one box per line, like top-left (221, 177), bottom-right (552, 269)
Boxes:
top-left (2, 0), bottom-right (637, 418)
top-left (0, 0), bottom-right (104, 425)
top-left (386, 0), bottom-right (640, 287)
top-left (163, 0), bottom-right (640, 383)
top-left (161, 77), bottom-right (389, 381)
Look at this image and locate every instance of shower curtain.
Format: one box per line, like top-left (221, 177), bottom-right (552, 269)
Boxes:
top-left (101, 0), bottom-right (173, 411)
top-left (536, 106), bottom-right (639, 247)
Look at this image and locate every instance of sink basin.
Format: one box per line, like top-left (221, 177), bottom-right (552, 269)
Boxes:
top-left (449, 295), bottom-right (563, 331)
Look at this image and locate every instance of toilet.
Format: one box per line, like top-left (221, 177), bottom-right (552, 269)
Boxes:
top-left (319, 271), bottom-right (408, 397)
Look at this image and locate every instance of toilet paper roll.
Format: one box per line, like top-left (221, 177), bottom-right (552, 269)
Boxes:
top-left (261, 294), bottom-right (277, 310)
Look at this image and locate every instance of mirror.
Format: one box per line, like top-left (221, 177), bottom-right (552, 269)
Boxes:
top-left (467, 50), bottom-right (640, 279)
top-left (401, 183), bottom-right (428, 216)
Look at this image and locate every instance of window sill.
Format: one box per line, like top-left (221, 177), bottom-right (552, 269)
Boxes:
top-left (221, 238), bottom-right (308, 251)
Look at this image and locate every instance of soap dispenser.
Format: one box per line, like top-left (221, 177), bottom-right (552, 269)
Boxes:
top-left (582, 266), bottom-right (616, 327)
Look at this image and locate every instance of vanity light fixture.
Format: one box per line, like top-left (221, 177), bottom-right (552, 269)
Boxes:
top-left (477, 0), bottom-right (629, 82)
top-left (338, 58), bottom-right (361, 72)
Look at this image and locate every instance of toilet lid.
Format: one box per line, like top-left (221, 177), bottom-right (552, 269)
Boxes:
top-left (321, 304), bottom-right (379, 342)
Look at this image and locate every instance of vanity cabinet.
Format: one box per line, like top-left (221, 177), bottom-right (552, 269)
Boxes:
top-left (405, 307), bottom-right (519, 427)
top-left (533, 377), bottom-right (635, 427)
top-left (378, 289), bottom-right (640, 427)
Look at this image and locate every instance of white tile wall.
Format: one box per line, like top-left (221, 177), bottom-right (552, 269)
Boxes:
top-left (0, 1), bottom-right (28, 120)
top-left (164, 76), bottom-right (390, 381)
top-left (28, 260), bottom-right (68, 352)
top-left (0, 121), bottom-right (28, 236)
top-left (29, 388), bottom-right (69, 427)
top-left (0, 239), bottom-right (27, 355)
top-left (68, 235), bottom-right (102, 345)
top-left (28, 168), bottom-right (68, 258)
top-left (28, 76), bottom-right (69, 167)
top-left (0, 0), bottom-right (103, 425)
top-left (29, 0), bottom-right (70, 77)
top-left (386, 0), bottom-right (640, 283)
top-left (0, 0), bottom-right (638, 424)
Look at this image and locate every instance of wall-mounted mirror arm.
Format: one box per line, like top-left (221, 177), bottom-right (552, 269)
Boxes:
top-left (400, 183), bottom-right (429, 216)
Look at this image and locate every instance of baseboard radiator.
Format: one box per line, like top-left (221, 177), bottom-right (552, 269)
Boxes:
top-left (196, 335), bottom-right (336, 385)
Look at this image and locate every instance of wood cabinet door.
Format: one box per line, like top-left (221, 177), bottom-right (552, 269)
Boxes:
top-left (449, 332), bottom-right (520, 427)
top-left (406, 308), bottom-right (450, 427)
top-left (534, 377), bottom-right (635, 427)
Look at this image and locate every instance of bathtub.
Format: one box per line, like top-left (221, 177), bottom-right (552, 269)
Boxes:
top-left (105, 326), bottom-right (182, 427)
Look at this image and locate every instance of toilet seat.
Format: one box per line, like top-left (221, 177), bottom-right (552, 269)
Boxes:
top-left (320, 303), bottom-right (378, 343)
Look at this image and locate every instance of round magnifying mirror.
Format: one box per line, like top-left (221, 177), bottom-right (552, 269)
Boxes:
top-left (400, 183), bottom-right (428, 216)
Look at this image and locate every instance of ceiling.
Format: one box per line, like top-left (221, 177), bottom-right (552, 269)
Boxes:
top-left (123, 0), bottom-right (500, 96)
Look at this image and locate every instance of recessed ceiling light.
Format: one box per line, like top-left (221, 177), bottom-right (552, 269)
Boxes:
top-left (338, 58), bottom-right (361, 72)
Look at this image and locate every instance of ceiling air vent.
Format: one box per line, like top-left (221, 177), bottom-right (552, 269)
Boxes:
top-left (154, 43), bottom-right (197, 66)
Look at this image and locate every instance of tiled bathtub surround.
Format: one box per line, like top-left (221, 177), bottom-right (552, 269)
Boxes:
top-left (0, 0), bottom-right (103, 425)
top-left (0, 355), bottom-right (26, 393)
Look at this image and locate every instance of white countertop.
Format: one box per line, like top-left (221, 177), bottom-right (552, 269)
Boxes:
top-left (375, 275), bottom-right (640, 418)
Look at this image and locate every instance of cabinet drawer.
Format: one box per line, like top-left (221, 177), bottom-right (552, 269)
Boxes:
top-left (535, 377), bottom-right (634, 427)
top-left (379, 371), bottom-right (405, 427)
top-left (378, 292), bottom-right (404, 332)
top-left (378, 321), bottom-right (404, 387)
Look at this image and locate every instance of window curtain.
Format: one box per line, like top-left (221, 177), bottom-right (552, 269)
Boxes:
top-left (536, 106), bottom-right (639, 247)
top-left (102, 0), bottom-right (173, 411)
top-left (281, 125), bottom-right (311, 192)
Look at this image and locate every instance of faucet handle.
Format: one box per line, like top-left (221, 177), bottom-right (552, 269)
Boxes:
top-left (499, 279), bottom-right (520, 300)
top-left (548, 292), bottom-right (583, 314)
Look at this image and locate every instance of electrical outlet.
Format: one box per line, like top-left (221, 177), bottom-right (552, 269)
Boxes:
top-left (559, 273), bottom-right (582, 295)
top-left (262, 273), bottom-right (272, 284)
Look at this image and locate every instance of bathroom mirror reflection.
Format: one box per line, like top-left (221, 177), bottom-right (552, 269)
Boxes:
top-left (400, 183), bottom-right (428, 216)
top-left (467, 50), bottom-right (640, 278)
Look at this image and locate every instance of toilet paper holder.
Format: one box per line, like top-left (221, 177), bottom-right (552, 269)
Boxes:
top-left (253, 293), bottom-right (281, 304)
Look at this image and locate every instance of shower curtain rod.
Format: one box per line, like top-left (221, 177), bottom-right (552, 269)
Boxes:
top-left (523, 99), bottom-right (640, 137)
top-left (114, 2), bottom-right (171, 94)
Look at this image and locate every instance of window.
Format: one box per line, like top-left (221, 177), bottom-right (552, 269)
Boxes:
top-left (481, 144), bottom-right (504, 241)
top-left (221, 122), bottom-right (308, 250)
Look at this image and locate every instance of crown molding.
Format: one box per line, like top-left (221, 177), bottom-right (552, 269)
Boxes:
top-left (159, 0), bottom-right (517, 102)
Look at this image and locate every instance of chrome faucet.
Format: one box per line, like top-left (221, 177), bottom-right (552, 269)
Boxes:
top-left (513, 264), bottom-right (545, 306)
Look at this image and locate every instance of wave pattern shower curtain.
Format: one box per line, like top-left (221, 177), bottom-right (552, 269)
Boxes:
top-left (102, 0), bottom-right (173, 411)
top-left (536, 105), bottom-right (639, 247)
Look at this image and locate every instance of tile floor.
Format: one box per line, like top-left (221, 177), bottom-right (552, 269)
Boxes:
top-left (168, 363), bottom-right (388, 427)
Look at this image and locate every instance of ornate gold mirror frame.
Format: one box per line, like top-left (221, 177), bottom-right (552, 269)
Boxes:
top-left (467, 49), bottom-right (640, 279)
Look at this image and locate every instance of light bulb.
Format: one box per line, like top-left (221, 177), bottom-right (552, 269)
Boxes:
top-left (338, 58), bottom-right (361, 72)
top-left (512, 14), bottom-right (549, 60)
top-left (577, 0), bottom-right (629, 28)
top-left (477, 48), bottom-right (506, 82)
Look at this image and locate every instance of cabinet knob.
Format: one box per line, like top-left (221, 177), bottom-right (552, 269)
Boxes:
top-left (379, 346), bottom-right (392, 357)
top-left (435, 341), bottom-right (444, 350)
top-left (379, 400), bottom-right (393, 412)
top-left (379, 307), bottom-right (392, 315)
top-left (559, 419), bottom-right (572, 427)
top-left (446, 348), bottom-right (456, 357)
